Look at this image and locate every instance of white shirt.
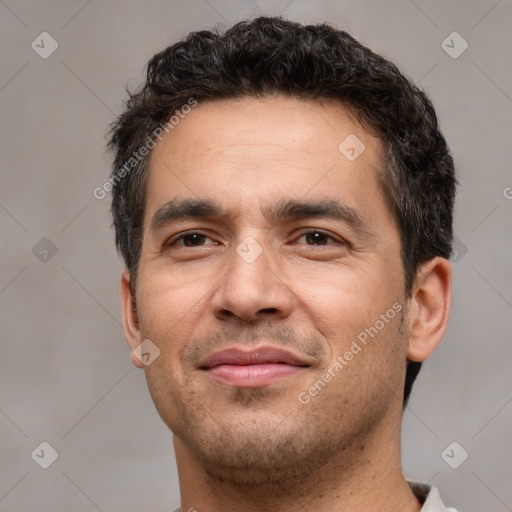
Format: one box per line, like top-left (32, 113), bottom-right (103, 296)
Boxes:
top-left (409, 482), bottom-right (457, 511)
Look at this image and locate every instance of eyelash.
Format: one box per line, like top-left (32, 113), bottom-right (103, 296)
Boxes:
top-left (166, 229), bottom-right (344, 248)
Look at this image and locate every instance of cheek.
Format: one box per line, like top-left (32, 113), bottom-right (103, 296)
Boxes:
top-left (136, 265), bottom-right (212, 336)
top-left (291, 263), bottom-right (407, 395)
top-left (321, 306), bottom-right (407, 409)
top-left (142, 359), bottom-right (189, 437)
top-left (290, 262), bottom-right (400, 334)
top-left (137, 274), bottom-right (197, 430)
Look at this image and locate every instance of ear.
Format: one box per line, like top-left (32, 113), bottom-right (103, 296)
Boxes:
top-left (120, 269), bottom-right (144, 368)
top-left (406, 257), bottom-right (452, 362)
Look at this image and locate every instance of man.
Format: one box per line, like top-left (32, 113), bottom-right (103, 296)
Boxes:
top-left (108, 17), bottom-right (456, 512)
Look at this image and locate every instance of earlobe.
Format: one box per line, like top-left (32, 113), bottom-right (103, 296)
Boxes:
top-left (120, 269), bottom-right (144, 369)
top-left (406, 257), bottom-right (452, 363)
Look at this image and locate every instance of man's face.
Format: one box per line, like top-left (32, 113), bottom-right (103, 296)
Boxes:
top-left (129, 96), bottom-right (409, 482)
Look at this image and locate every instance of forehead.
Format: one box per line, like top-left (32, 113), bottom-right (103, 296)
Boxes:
top-left (144, 95), bottom-right (389, 227)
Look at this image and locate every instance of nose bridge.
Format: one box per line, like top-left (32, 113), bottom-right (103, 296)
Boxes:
top-left (211, 233), bottom-right (292, 321)
top-left (228, 233), bottom-right (275, 293)
top-left (235, 234), bottom-right (266, 268)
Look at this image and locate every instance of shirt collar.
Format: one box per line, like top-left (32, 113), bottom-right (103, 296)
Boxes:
top-left (408, 481), bottom-right (455, 511)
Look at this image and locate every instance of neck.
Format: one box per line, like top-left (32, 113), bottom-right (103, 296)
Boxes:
top-left (173, 415), bottom-right (421, 512)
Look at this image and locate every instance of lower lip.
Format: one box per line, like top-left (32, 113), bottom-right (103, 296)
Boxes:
top-left (204, 364), bottom-right (307, 387)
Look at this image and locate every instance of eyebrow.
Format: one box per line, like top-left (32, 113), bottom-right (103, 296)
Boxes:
top-left (150, 197), bottom-right (373, 238)
top-left (265, 198), bottom-right (372, 236)
top-left (150, 198), bottom-right (229, 231)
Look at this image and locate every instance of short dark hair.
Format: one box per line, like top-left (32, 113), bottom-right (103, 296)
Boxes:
top-left (108, 16), bottom-right (456, 407)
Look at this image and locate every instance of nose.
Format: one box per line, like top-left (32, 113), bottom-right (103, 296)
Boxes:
top-left (211, 237), bottom-right (293, 323)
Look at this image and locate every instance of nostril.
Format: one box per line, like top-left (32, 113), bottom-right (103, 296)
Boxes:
top-left (258, 308), bottom-right (279, 315)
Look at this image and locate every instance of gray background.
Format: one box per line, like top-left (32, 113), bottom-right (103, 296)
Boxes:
top-left (1, 0), bottom-right (511, 510)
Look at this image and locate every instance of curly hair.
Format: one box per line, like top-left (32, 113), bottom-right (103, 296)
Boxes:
top-left (108, 16), bottom-right (456, 407)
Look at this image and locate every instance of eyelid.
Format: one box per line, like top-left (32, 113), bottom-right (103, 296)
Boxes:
top-left (166, 230), bottom-right (216, 247)
top-left (292, 228), bottom-right (346, 245)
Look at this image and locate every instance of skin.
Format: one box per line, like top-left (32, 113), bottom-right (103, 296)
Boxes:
top-left (120, 95), bottom-right (452, 512)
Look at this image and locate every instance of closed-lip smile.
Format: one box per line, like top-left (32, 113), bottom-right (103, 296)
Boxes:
top-left (199, 345), bottom-right (311, 387)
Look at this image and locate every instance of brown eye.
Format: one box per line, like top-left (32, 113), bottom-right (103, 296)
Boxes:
top-left (167, 232), bottom-right (216, 248)
top-left (296, 230), bottom-right (339, 246)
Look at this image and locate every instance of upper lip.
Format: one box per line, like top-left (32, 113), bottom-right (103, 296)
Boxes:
top-left (199, 346), bottom-right (311, 369)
